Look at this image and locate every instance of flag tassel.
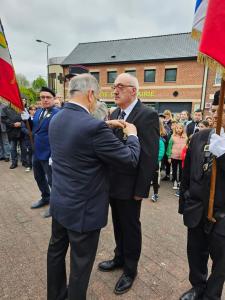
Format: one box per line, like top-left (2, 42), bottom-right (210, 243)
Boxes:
top-left (198, 52), bottom-right (225, 79)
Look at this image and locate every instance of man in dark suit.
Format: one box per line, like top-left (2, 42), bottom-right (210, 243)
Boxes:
top-left (186, 109), bottom-right (203, 137)
top-left (30, 87), bottom-right (59, 218)
top-left (1, 103), bottom-right (23, 169)
top-left (98, 73), bottom-right (159, 294)
top-left (47, 74), bottom-right (140, 300)
top-left (179, 91), bottom-right (225, 300)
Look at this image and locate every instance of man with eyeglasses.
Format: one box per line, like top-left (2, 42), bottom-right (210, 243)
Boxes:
top-left (30, 87), bottom-right (59, 218)
top-left (179, 90), bottom-right (225, 300)
top-left (98, 73), bottom-right (159, 295)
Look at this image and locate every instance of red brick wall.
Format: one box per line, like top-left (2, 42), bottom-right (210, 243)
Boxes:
top-left (64, 59), bottom-right (219, 112)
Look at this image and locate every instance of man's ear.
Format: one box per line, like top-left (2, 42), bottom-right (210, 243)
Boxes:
top-left (87, 90), bottom-right (92, 101)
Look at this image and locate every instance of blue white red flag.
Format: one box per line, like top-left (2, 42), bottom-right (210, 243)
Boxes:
top-left (192, 0), bottom-right (209, 40)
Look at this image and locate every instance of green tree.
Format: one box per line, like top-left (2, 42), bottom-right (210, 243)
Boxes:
top-left (16, 73), bottom-right (30, 88)
top-left (32, 76), bottom-right (47, 91)
top-left (19, 86), bottom-right (37, 104)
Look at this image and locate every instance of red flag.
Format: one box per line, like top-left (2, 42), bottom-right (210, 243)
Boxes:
top-left (198, 0), bottom-right (225, 73)
top-left (0, 19), bottom-right (23, 110)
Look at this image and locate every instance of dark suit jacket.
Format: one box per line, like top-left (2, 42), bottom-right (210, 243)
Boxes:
top-left (1, 105), bottom-right (22, 140)
top-left (186, 121), bottom-right (200, 137)
top-left (179, 129), bottom-right (225, 236)
top-left (32, 107), bottom-right (59, 160)
top-left (109, 99), bottom-right (159, 199)
top-left (49, 102), bottom-right (140, 233)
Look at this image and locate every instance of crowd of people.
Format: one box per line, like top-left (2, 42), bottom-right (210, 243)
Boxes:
top-left (0, 73), bottom-right (225, 300)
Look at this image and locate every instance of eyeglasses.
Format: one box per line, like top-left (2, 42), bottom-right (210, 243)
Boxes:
top-left (111, 84), bottom-right (135, 90)
top-left (40, 96), bottom-right (53, 100)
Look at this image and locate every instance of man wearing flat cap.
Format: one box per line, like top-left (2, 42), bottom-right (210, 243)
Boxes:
top-left (179, 90), bottom-right (225, 300)
top-left (30, 87), bottom-right (59, 218)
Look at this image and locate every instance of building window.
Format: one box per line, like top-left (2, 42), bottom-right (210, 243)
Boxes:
top-left (125, 70), bottom-right (136, 77)
top-left (144, 69), bottom-right (156, 82)
top-left (215, 73), bottom-right (222, 85)
top-left (90, 72), bottom-right (100, 82)
top-left (107, 71), bottom-right (117, 84)
top-left (165, 68), bottom-right (177, 82)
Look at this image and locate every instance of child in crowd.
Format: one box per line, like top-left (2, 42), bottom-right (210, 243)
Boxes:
top-left (205, 116), bottom-right (213, 128)
top-left (151, 119), bottom-right (166, 202)
top-left (166, 123), bottom-right (187, 190)
top-left (198, 120), bottom-right (209, 130)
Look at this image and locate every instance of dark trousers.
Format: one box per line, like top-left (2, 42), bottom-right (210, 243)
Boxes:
top-left (21, 140), bottom-right (32, 168)
top-left (171, 158), bottom-right (182, 182)
top-left (162, 154), bottom-right (171, 176)
top-left (47, 218), bottom-right (100, 300)
top-left (187, 225), bottom-right (225, 300)
top-left (110, 197), bottom-right (142, 278)
top-left (9, 138), bottom-right (22, 163)
top-left (33, 158), bottom-right (52, 202)
top-left (152, 163), bottom-right (160, 194)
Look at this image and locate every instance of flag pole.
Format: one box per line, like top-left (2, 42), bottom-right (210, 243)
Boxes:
top-left (208, 78), bottom-right (225, 222)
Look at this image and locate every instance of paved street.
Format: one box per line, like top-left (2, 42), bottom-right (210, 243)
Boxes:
top-left (0, 161), bottom-right (224, 300)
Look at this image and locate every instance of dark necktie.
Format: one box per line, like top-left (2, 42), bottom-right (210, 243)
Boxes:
top-left (39, 109), bottom-right (47, 123)
top-left (118, 110), bottom-right (126, 120)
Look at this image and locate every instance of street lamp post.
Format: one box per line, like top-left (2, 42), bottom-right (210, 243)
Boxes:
top-left (36, 39), bottom-right (51, 86)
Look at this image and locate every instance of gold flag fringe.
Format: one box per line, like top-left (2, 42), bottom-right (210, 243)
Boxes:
top-left (198, 52), bottom-right (225, 80)
top-left (0, 96), bottom-right (23, 112)
top-left (191, 29), bottom-right (202, 41)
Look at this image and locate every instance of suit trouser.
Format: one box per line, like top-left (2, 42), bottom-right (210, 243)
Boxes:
top-left (33, 158), bottom-right (52, 202)
top-left (47, 218), bottom-right (100, 300)
top-left (110, 197), bottom-right (142, 278)
top-left (187, 225), bottom-right (225, 300)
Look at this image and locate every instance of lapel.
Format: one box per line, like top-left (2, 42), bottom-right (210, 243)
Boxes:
top-left (34, 108), bottom-right (53, 133)
top-left (125, 99), bottom-right (142, 123)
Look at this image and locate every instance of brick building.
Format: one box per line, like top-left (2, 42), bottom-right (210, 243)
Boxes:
top-left (49, 33), bottom-right (221, 113)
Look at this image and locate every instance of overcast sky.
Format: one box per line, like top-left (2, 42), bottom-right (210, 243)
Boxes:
top-left (1, 0), bottom-right (196, 82)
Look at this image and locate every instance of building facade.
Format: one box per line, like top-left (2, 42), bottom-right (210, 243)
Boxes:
top-left (48, 56), bottom-right (65, 97)
top-left (51, 33), bottom-right (220, 113)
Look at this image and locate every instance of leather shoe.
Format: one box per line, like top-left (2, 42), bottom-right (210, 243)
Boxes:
top-left (42, 207), bottom-right (51, 218)
top-left (31, 199), bottom-right (49, 209)
top-left (114, 273), bottom-right (135, 295)
top-left (9, 162), bottom-right (17, 169)
top-left (180, 287), bottom-right (204, 300)
top-left (98, 259), bottom-right (123, 272)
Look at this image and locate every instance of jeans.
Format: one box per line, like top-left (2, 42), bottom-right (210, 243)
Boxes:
top-left (0, 131), bottom-right (10, 159)
top-left (10, 139), bottom-right (21, 163)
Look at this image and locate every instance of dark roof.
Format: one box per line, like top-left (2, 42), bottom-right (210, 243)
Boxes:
top-left (62, 32), bottom-right (198, 66)
top-left (48, 56), bottom-right (66, 65)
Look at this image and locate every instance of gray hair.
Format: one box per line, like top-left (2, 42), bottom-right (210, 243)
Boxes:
top-left (69, 74), bottom-right (99, 96)
top-left (116, 73), bottom-right (139, 93)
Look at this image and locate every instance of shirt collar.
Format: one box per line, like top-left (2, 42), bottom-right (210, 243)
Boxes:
top-left (122, 99), bottom-right (138, 119)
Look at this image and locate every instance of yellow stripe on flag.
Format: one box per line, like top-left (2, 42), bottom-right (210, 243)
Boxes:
top-left (0, 32), bottom-right (7, 48)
